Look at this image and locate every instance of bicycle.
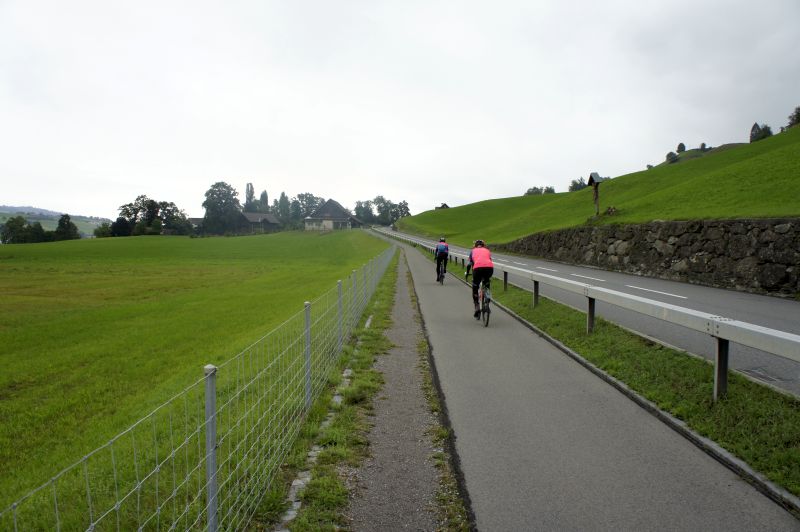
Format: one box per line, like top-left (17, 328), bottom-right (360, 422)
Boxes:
top-left (466, 272), bottom-right (491, 327)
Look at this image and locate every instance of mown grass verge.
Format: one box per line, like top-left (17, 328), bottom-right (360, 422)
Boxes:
top-left (251, 252), bottom-right (398, 531)
top-left (433, 249), bottom-right (800, 504)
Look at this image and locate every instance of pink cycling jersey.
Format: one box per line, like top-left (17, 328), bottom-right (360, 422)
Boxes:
top-left (470, 247), bottom-right (493, 268)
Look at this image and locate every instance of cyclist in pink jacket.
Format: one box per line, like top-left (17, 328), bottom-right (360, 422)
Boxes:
top-left (465, 240), bottom-right (494, 319)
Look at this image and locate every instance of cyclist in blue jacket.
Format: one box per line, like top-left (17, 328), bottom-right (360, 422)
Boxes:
top-left (434, 237), bottom-right (449, 281)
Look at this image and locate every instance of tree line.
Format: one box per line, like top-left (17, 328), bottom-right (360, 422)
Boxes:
top-left (0, 214), bottom-right (80, 244)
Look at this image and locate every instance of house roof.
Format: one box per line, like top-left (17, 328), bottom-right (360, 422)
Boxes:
top-left (242, 212), bottom-right (280, 224)
top-left (306, 199), bottom-right (362, 224)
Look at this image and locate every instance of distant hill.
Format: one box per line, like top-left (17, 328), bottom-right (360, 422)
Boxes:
top-left (0, 206), bottom-right (111, 238)
top-left (398, 126), bottom-right (800, 248)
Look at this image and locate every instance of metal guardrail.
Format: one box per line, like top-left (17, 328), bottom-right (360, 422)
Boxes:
top-left (377, 228), bottom-right (800, 401)
top-left (0, 246), bottom-right (396, 531)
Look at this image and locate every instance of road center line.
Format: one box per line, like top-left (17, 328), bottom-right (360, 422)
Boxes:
top-left (513, 261), bottom-right (527, 265)
top-left (570, 273), bottom-right (606, 282)
top-left (625, 285), bottom-right (687, 299)
top-left (536, 266), bottom-right (559, 272)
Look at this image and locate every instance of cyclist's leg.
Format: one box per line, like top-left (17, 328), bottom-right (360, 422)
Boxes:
top-left (483, 267), bottom-right (494, 298)
top-left (471, 273), bottom-right (481, 317)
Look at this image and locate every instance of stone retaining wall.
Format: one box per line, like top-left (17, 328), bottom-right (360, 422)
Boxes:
top-left (497, 219), bottom-right (800, 296)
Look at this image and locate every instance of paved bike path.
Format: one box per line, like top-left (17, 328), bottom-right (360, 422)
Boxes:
top-left (402, 244), bottom-right (797, 531)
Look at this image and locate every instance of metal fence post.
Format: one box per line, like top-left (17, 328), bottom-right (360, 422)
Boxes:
top-left (503, 271), bottom-right (508, 291)
top-left (352, 270), bottom-right (358, 328)
top-left (714, 338), bottom-right (729, 401)
top-left (337, 280), bottom-right (343, 352)
top-left (533, 280), bottom-right (540, 308)
top-left (362, 266), bottom-right (367, 309)
top-left (304, 302), bottom-right (312, 410)
top-left (203, 364), bottom-right (219, 532)
top-left (587, 297), bottom-right (596, 334)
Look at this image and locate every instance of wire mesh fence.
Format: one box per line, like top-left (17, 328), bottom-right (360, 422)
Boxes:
top-left (1, 246), bottom-right (395, 531)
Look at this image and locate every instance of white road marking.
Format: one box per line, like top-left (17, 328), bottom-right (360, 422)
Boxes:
top-left (570, 274), bottom-right (606, 282)
top-left (537, 266), bottom-right (558, 272)
top-left (625, 285), bottom-right (687, 299)
top-left (495, 258), bottom-right (509, 262)
top-left (513, 261), bottom-right (527, 265)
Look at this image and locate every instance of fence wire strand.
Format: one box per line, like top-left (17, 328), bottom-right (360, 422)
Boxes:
top-left (1, 245), bottom-right (395, 531)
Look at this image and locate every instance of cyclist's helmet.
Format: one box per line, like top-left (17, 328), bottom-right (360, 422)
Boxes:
top-left (474, 239), bottom-right (485, 247)
top-left (439, 237), bottom-right (446, 242)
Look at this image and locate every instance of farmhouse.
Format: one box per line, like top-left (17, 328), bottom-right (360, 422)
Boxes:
top-left (304, 199), bottom-right (363, 231)
top-left (242, 212), bottom-right (281, 233)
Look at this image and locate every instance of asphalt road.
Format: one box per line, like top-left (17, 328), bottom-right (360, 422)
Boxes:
top-left (400, 241), bottom-right (799, 531)
top-left (379, 228), bottom-right (800, 398)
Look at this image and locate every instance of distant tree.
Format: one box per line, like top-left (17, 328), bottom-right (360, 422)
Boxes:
top-left (749, 122), bottom-right (761, 142)
top-left (666, 151), bottom-right (679, 164)
top-left (111, 217), bottom-right (132, 237)
top-left (28, 222), bottom-right (48, 242)
top-left (397, 200), bottom-right (411, 218)
top-left (750, 123), bottom-right (773, 142)
top-left (289, 199), bottom-right (303, 226)
top-left (158, 201), bottom-right (192, 235)
top-left (700, 142), bottom-right (707, 151)
top-left (244, 183), bottom-right (258, 212)
top-left (259, 190), bottom-right (269, 213)
top-left (373, 196), bottom-right (396, 225)
top-left (569, 177), bottom-right (588, 191)
top-left (277, 192), bottom-right (291, 223)
top-left (525, 187), bottom-right (543, 195)
top-left (788, 106), bottom-right (800, 128)
top-left (118, 195), bottom-right (153, 226)
top-left (296, 192), bottom-right (324, 218)
top-left (94, 222), bottom-right (112, 238)
top-left (543, 186), bottom-right (555, 194)
top-left (54, 214), bottom-right (80, 241)
top-left (149, 218), bottom-right (163, 235)
top-left (202, 181), bottom-right (243, 234)
top-left (1, 215), bottom-right (27, 243)
top-left (354, 200), bottom-right (375, 223)
top-left (677, 142), bottom-right (686, 153)
top-left (646, 164), bottom-right (654, 170)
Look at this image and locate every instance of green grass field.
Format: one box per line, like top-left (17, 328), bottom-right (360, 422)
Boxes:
top-left (399, 126), bottom-right (800, 247)
top-left (0, 231), bottom-right (388, 512)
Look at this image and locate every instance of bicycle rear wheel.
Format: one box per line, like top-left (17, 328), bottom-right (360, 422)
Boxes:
top-left (482, 295), bottom-right (490, 327)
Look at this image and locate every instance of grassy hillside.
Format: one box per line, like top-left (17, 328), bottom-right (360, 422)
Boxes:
top-left (399, 126), bottom-right (800, 247)
top-left (0, 231), bottom-right (388, 509)
top-left (0, 207), bottom-right (110, 237)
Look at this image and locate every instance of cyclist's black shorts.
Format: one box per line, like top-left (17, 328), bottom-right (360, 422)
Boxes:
top-left (471, 267), bottom-right (494, 299)
top-left (436, 253), bottom-right (448, 270)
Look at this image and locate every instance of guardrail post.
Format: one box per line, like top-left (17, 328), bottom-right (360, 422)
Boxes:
top-left (587, 297), bottom-right (596, 334)
top-left (203, 364), bottom-right (219, 532)
top-left (503, 271), bottom-right (508, 291)
top-left (304, 302), bottom-right (312, 410)
top-left (533, 280), bottom-right (540, 308)
top-left (714, 338), bottom-right (729, 401)
top-left (337, 280), bottom-right (343, 352)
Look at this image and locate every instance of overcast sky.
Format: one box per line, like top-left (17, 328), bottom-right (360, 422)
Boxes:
top-left (1, 1), bottom-right (798, 220)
